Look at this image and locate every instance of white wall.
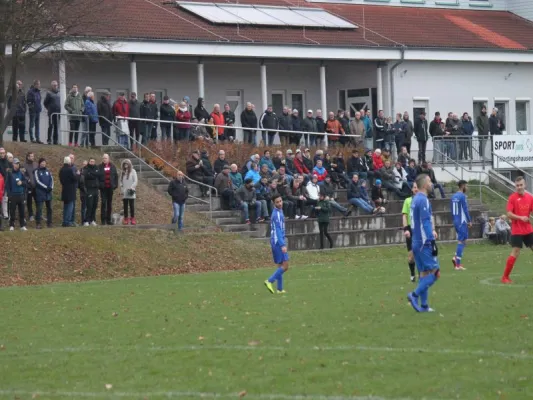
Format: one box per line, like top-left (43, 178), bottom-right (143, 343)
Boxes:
top-left (307, 0), bottom-right (507, 10)
top-left (508, 0), bottom-right (533, 21)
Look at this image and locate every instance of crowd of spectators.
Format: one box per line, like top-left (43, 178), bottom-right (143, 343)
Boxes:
top-left (484, 215), bottom-right (511, 245)
top-left (0, 147), bottom-right (137, 231)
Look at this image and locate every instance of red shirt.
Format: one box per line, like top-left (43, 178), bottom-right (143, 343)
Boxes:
top-left (507, 192), bottom-right (533, 235)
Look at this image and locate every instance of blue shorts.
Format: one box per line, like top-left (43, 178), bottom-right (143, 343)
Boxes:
top-left (455, 224), bottom-right (468, 242)
top-left (272, 245), bottom-right (289, 265)
top-left (413, 244), bottom-right (440, 273)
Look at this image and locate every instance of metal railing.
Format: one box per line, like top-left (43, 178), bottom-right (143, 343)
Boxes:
top-left (491, 151), bottom-right (533, 193)
top-left (431, 136), bottom-right (491, 167)
top-left (52, 113), bottom-right (218, 219)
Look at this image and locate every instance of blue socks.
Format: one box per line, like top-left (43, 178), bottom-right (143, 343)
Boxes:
top-left (412, 273), bottom-right (438, 307)
top-left (268, 267), bottom-right (285, 291)
top-left (455, 243), bottom-right (465, 263)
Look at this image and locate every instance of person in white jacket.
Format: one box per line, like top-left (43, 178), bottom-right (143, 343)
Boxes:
top-left (120, 159), bottom-right (138, 225)
top-left (393, 161), bottom-right (411, 196)
top-left (495, 215), bottom-right (511, 244)
top-left (305, 174), bottom-right (320, 217)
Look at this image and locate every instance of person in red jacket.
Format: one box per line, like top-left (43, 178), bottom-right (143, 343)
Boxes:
top-left (113, 92), bottom-right (130, 147)
top-left (372, 148), bottom-right (384, 171)
top-left (312, 159), bottom-right (328, 184)
top-left (175, 101), bottom-right (191, 142)
top-left (293, 149), bottom-right (310, 175)
top-left (210, 104), bottom-right (226, 141)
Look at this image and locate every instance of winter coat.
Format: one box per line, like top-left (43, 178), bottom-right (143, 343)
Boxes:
top-left (259, 156), bottom-right (276, 173)
top-left (120, 160), bottom-right (138, 199)
top-left (489, 115), bottom-right (504, 135)
top-left (160, 103), bottom-right (176, 122)
top-left (43, 89), bottom-right (61, 114)
top-left (347, 181), bottom-right (361, 200)
top-left (83, 164), bottom-right (102, 190)
top-left (476, 113), bottom-right (489, 136)
top-left (350, 118), bottom-right (365, 137)
top-left (285, 157), bottom-right (295, 175)
top-left (113, 99), bottom-right (130, 119)
top-left (97, 96), bottom-right (113, 126)
top-left (211, 111), bottom-right (225, 136)
top-left (64, 92), bottom-right (84, 120)
top-left (393, 120), bottom-right (407, 145)
top-left (230, 171), bottom-right (244, 190)
top-left (128, 99), bottom-right (140, 119)
top-left (414, 118), bottom-right (429, 142)
top-left (446, 117), bottom-right (462, 136)
top-left (339, 116), bottom-right (350, 136)
top-left (223, 110), bottom-right (236, 138)
top-left (99, 162), bottom-right (118, 190)
top-left (260, 111), bottom-right (278, 131)
top-left (34, 167), bottom-right (54, 202)
top-left (403, 118), bottom-right (414, 143)
top-left (200, 155), bottom-right (214, 177)
top-left (27, 87), bottom-right (42, 114)
top-left (325, 119), bottom-right (343, 140)
top-left (240, 109), bottom-right (258, 131)
top-left (236, 185), bottom-right (257, 203)
top-left (214, 158), bottom-right (229, 175)
top-left (406, 166), bottom-right (417, 183)
top-left (244, 169), bottom-right (261, 185)
top-left (6, 169), bottom-right (26, 196)
top-left (372, 153), bottom-right (384, 171)
top-left (320, 181), bottom-right (336, 198)
top-left (316, 117), bottom-right (326, 134)
top-left (186, 158), bottom-right (205, 181)
top-left (7, 90), bottom-right (27, 117)
top-left (429, 118), bottom-right (442, 137)
top-left (371, 186), bottom-right (385, 202)
top-left (393, 167), bottom-right (408, 190)
top-left (302, 117), bottom-right (317, 133)
top-left (279, 113), bottom-right (293, 131)
top-left (176, 109), bottom-right (191, 129)
top-left (362, 115), bottom-right (373, 138)
top-left (140, 100), bottom-right (157, 121)
top-left (347, 156), bottom-right (366, 174)
top-left (84, 99), bottom-right (99, 123)
top-left (380, 165), bottom-right (395, 183)
top-left (291, 116), bottom-right (302, 135)
top-left (461, 118), bottom-right (474, 136)
top-left (293, 157), bottom-right (309, 175)
top-left (374, 117), bottom-right (385, 141)
top-left (194, 98), bottom-right (210, 122)
top-left (316, 200), bottom-right (331, 223)
top-left (215, 172), bottom-right (232, 194)
top-left (312, 166), bottom-right (328, 182)
top-left (23, 161), bottom-right (37, 190)
top-left (167, 178), bottom-right (189, 204)
top-left (59, 164), bottom-right (78, 202)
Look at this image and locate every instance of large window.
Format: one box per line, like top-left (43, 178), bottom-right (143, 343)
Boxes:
top-left (494, 100), bottom-right (508, 134)
top-left (291, 91), bottom-right (306, 118)
top-left (271, 90), bottom-right (286, 117)
top-left (516, 100), bottom-right (530, 133)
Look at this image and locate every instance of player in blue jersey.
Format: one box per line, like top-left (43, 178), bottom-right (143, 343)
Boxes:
top-left (407, 174), bottom-right (440, 313)
top-left (264, 194), bottom-right (289, 294)
top-left (450, 180), bottom-right (471, 271)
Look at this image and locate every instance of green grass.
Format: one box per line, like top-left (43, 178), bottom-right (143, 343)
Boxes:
top-left (1, 243), bottom-right (533, 399)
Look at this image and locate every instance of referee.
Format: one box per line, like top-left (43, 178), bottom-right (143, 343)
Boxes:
top-left (402, 182), bottom-right (419, 282)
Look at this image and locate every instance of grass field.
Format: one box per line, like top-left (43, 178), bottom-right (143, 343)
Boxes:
top-left (1, 242), bottom-right (533, 399)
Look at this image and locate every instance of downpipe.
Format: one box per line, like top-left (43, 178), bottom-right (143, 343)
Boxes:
top-left (390, 46), bottom-right (406, 117)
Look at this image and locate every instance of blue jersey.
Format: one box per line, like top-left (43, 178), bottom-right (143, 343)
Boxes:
top-left (451, 191), bottom-right (471, 227)
top-left (410, 192), bottom-right (434, 247)
top-left (270, 207), bottom-right (286, 248)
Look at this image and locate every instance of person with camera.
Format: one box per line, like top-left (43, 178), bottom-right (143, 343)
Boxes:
top-left (120, 159), bottom-right (138, 225)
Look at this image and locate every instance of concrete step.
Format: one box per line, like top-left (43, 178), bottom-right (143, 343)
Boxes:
top-left (199, 210), bottom-right (241, 218)
top-left (109, 151), bottom-right (132, 160)
top-left (219, 224), bottom-right (256, 233)
top-left (283, 223), bottom-right (482, 250)
top-left (137, 170), bottom-right (164, 179)
top-left (216, 217), bottom-right (244, 225)
top-left (147, 177), bottom-right (171, 186)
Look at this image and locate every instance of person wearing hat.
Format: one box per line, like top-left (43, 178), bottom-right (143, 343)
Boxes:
top-left (371, 178), bottom-right (388, 210)
top-left (259, 105), bottom-right (279, 146)
top-left (6, 158), bottom-right (27, 231)
top-left (414, 110), bottom-right (429, 163)
top-left (290, 109), bottom-right (302, 146)
top-left (185, 150), bottom-right (212, 197)
top-left (159, 95), bottom-right (176, 140)
top-left (236, 178), bottom-right (263, 224)
top-left (214, 164), bottom-right (235, 210)
top-left (284, 149), bottom-right (295, 175)
top-left (34, 158), bottom-right (53, 229)
top-left (59, 156), bottom-right (78, 227)
top-left (302, 109), bottom-right (317, 147)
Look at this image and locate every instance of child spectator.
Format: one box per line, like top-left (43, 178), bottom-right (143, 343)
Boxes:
top-left (315, 192), bottom-right (333, 250)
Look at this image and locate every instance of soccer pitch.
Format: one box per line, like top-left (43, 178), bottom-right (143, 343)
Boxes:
top-left (1, 243), bottom-right (532, 399)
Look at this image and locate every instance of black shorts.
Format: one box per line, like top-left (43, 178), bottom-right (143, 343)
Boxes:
top-left (405, 226), bottom-right (412, 251)
top-left (510, 233), bottom-right (533, 249)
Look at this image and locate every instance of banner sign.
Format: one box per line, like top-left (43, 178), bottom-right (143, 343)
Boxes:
top-left (492, 135), bottom-right (533, 169)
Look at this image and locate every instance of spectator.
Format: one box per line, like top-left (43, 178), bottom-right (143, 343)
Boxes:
top-left (214, 150), bottom-right (229, 175)
top-left (371, 179), bottom-right (388, 210)
top-left (176, 101), bottom-right (191, 142)
top-left (259, 163), bottom-right (273, 180)
top-left (484, 217), bottom-right (497, 244)
top-left (460, 112), bottom-right (474, 160)
top-left (215, 165), bottom-right (235, 210)
top-left (429, 111), bottom-right (443, 162)
top-left (313, 149), bottom-right (324, 165)
top-left (79, 160), bottom-right (88, 225)
top-left (302, 109), bottom-right (317, 147)
top-left (194, 97), bottom-right (210, 127)
top-left (289, 175), bottom-right (307, 220)
top-left (379, 160), bottom-right (409, 199)
top-left (64, 84), bottom-right (84, 147)
top-left (350, 111), bottom-right (365, 147)
top-left (362, 109), bottom-right (373, 150)
top-left (23, 152), bottom-right (38, 222)
top-left (26, 80), bottom-right (43, 144)
top-left (81, 86), bottom-right (91, 144)
top-left (315, 192), bottom-right (334, 250)
top-left (255, 176), bottom-right (271, 218)
top-left (99, 154), bottom-right (118, 225)
top-left (293, 149), bottom-right (310, 175)
top-left (68, 153), bottom-right (80, 227)
top-left (0, 170), bottom-right (3, 230)
top-left (406, 159), bottom-right (417, 186)
top-left (445, 113), bottom-right (461, 160)
top-left (273, 165), bottom-right (292, 186)
top-left (183, 96), bottom-right (193, 115)
top-left (397, 146), bottom-right (410, 168)
top-left (272, 150), bottom-right (284, 170)
top-left (322, 153), bottom-right (336, 184)
top-left (337, 110), bottom-right (350, 146)
top-left (260, 105), bottom-right (279, 146)
top-left (237, 178), bottom-right (263, 224)
top-left (315, 109), bottom-right (326, 147)
top-left (82, 158), bottom-right (101, 226)
top-left (278, 106), bottom-right (293, 145)
top-left (0, 148), bottom-right (10, 219)
top-left (128, 92), bottom-right (141, 147)
top-left (189, 117), bottom-right (212, 144)
top-left (302, 148), bottom-right (314, 173)
top-left (414, 111), bottom-right (429, 163)
top-left (332, 151), bottom-right (348, 188)
top-left (372, 149), bottom-right (384, 171)
top-left (59, 156), bottom-right (77, 227)
top-left (347, 149), bottom-right (364, 179)
top-left (245, 162), bottom-right (261, 185)
top-left (320, 175), bottom-right (350, 216)
top-left (120, 159), bottom-right (138, 225)
top-left (419, 162), bottom-right (445, 199)
top-left (374, 110), bottom-right (386, 150)
top-left (211, 104), bottom-right (226, 141)
top-left (167, 170), bottom-right (188, 231)
top-left (139, 93), bottom-right (155, 144)
top-left (347, 174), bottom-right (374, 214)
top-left (229, 164), bottom-right (243, 190)
top-left (393, 160), bottom-right (412, 192)
top-left (360, 179), bottom-right (384, 214)
top-left (381, 148), bottom-right (392, 165)
top-left (495, 215), bottom-right (511, 244)
top-left (489, 107), bottom-right (504, 136)
top-left (97, 91), bottom-right (113, 146)
top-left (200, 149), bottom-right (215, 182)
top-left (325, 111), bottom-right (344, 144)
top-left (44, 80), bottom-right (60, 145)
top-left (402, 111), bottom-right (414, 154)
top-left (240, 102), bottom-right (258, 145)
top-left (259, 150), bottom-right (276, 173)
top-left (6, 158), bottom-right (27, 230)
top-left (476, 105), bottom-right (489, 143)
top-left (285, 149), bottom-right (295, 175)
top-left (159, 96), bottom-right (176, 141)
top-left (304, 174), bottom-right (320, 216)
top-left (84, 91), bottom-right (98, 148)
top-left (7, 80), bottom-right (27, 142)
top-left (393, 113), bottom-right (406, 155)
top-left (149, 93), bottom-right (159, 140)
top-left (241, 154), bottom-right (259, 176)
top-left (34, 157), bottom-right (53, 229)
top-left (223, 103), bottom-right (236, 140)
top-left (277, 179), bottom-right (295, 219)
top-left (384, 116), bottom-right (396, 159)
top-left (290, 109), bottom-right (302, 145)
top-left (313, 159), bottom-right (328, 184)
top-left (186, 150), bottom-right (212, 197)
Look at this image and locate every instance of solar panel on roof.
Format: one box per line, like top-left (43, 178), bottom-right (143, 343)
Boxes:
top-left (176, 2), bottom-right (357, 29)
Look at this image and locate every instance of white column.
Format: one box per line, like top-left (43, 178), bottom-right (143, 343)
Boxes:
top-left (260, 62), bottom-right (268, 111)
top-left (197, 60), bottom-right (205, 98)
top-left (130, 57), bottom-right (138, 95)
top-left (320, 63), bottom-right (328, 148)
top-left (59, 59), bottom-right (68, 145)
top-left (377, 65), bottom-right (383, 112)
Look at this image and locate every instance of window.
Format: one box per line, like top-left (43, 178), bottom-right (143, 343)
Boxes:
top-left (413, 99), bottom-right (429, 121)
top-left (472, 100), bottom-right (487, 133)
top-left (291, 91), bottom-right (306, 118)
top-left (152, 90), bottom-right (167, 105)
top-left (271, 90), bottom-right (286, 117)
top-left (347, 88), bottom-right (369, 98)
top-left (494, 100), bottom-right (508, 134)
top-left (469, 0), bottom-right (492, 7)
top-left (516, 100), bottom-right (530, 133)
top-left (338, 90), bottom-right (346, 112)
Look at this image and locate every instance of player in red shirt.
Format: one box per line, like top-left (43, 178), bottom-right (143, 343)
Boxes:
top-left (501, 176), bottom-right (533, 284)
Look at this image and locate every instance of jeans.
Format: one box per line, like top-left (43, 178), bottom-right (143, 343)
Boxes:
top-left (142, 123), bottom-right (153, 144)
top-left (433, 139), bottom-right (443, 163)
top-left (177, 128), bottom-right (190, 141)
top-left (459, 138), bottom-right (472, 160)
top-left (172, 202), bottom-right (185, 230)
top-left (29, 113), bottom-right (40, 141)
top-left (161, 122), bottom-right (172, 139)
top-left (36, 200), bottom-right (52, 226)
top-left (433, 183), bottom-right (446, 199)
top-left (47, 114), bottom-right (59, 144)
top-left (62, 201), bottom-right (74, 226)
top-left (70, 199), bottom-right (76, 225)
top-left (385, 141), bottom-right (397, 160)
top-left (242, 201), bottom-right (261, 221)
top-left (262, 131), bottom-right (276, 146)
top-left (80, 118), bottom-right (89, 147)
top-left (88, 122), bottom-right (97, 147)
top-left (329, 200), bottom-right (347, 214)
top-left (349, 197), bottom-right (374, 214)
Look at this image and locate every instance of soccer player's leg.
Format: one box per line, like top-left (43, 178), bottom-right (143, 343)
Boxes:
top-left (453, 225), bottom-right (468, 270)
top-left (407, 249), bottom-right (425, 312)
top-left (502, 235), bottom-right (524, 284)
top-left (406, 234), bottom-right (416, 282)
top-left (408, 246), bottom-right (439, 312)
top-left (265, 245), bottom-right (289, 294)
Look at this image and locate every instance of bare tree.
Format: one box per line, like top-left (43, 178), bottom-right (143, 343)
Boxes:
top-left (0, 0), bottom-right (114, 143)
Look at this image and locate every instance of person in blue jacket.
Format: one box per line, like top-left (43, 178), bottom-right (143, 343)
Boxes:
top-left (26, 80), bottom-right (43, 143)
top-left (244, 162), bottom-right (261, 185)
top-left (34, 157), bottom-right (54, 229)
top-left (259, 150), bottom-right (276, 173)
top-left (83, 92), bottom-right (99, 148)
top-left (459, 112), bottom-right (474, 161)
top-left (6, 158), bottom-right (27, 231)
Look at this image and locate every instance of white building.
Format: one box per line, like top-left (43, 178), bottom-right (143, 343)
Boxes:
top-left (9, 0), bottom-right (533, 147)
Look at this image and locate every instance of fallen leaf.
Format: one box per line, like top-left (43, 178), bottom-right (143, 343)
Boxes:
top-left (112, 312), bottom-right (118, 317)
top-left (198, 336), bottom-right (205, 340)
top-left (145, 333), bottom-right (152, 338)
top-left (105, 384), bottom-right (113, 390)
top-left (238, 391), bottom-right (247, 398)
top-left (248, 340), bottom-right (260, 346)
